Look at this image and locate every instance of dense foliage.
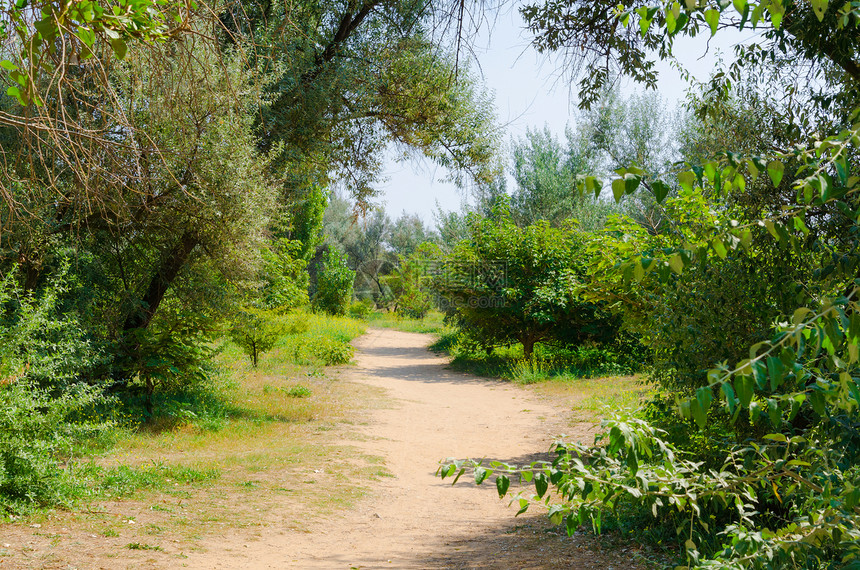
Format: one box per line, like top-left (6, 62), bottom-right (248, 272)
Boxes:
top-left (438, 0), bottom-right (860, 568)
top-left (433, 202), bottom-right (619, 358)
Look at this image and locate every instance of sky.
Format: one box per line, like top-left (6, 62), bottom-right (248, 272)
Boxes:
top-left (375, 8), bottom-right (752, 225)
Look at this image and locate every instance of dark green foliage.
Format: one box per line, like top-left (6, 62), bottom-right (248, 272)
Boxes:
top-left (312, 249), bottom-right (355, 316)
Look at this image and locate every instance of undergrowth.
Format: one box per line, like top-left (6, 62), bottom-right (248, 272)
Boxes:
top-left (430, 328), bottom-right (645, 383)
top-left (0, 309), bottom-right (366, 517)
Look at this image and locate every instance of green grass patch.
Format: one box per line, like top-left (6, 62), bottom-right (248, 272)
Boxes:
top-left (367, 310), bottom-right (448, 334)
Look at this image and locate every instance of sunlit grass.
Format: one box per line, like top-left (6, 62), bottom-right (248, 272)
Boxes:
top-left (1, 312), bottom-right (387, 559)
top-left (366, 309), bottom-right (449, 334)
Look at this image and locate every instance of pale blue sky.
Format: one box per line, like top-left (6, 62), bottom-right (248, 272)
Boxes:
top-left (377, 9), bottom-right (751, 223)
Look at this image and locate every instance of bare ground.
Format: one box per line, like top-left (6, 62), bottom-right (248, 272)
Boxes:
top-left (0, 328), bottom-right (655, 569)
top-left (185, 328), bottom-right (650, 569)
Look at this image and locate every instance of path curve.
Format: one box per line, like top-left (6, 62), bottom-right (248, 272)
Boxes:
top-left (188, 328), bottom-right (644, 569)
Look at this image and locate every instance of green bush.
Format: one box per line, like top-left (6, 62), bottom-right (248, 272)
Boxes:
top-left (347, 299), bottom-right (374, 320)
top-left (312, 249), bottom-right (355, 316)
top-left (0, 381), bottom-right (110, 513)
top-left (287, 385), bottom-right (312, 398)
top-left (285, 334), bottom-right (354, 366)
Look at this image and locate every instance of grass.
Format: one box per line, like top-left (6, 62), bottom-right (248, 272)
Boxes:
top-left (366, 310), bottom-right (449, 334)
top-left (0, 311), bottom-right (388, 564)
top-left (430, 328), bottom-right (643, 385)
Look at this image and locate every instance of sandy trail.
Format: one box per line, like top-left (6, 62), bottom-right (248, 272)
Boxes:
top-left (186, 328), bottom-right (643, 569)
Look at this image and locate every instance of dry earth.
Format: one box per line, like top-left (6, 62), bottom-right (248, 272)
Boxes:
top-left (185, 328), bottom-right (650, 569)
top-left (0, 328), bottom-right (654, 569)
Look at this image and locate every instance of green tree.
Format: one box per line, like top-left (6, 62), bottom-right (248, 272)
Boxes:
top-left (230, 307), bottom-right (288, 368)
top-left (434, 203), bottom-right (618, 358)
top-left (312, 249), bottom-right (355, 316)
top-left (384, 243), bottom-right (440, 319)
top-left (509, 125), bottom-right (616, 230)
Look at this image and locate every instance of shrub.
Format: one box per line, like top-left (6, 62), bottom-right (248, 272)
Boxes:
top-left (287, 385), bottom-right (312, 398)
top-left (312, 249), bottom-right (355, 316)
top-left (347, 299), bottom-right (374, 320)
top-left (0, 381), bottom-right (110, 513)
top-left (229, 307), bottom-right (289, 367)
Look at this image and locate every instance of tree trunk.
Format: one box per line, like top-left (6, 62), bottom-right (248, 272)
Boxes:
top-left (521, 335), bottom-right (536, 359)
top-left (122, 231), bottom-right (198, 333)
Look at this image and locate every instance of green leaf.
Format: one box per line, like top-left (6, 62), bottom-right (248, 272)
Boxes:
top-left (696, 386), bottom-right (713, 413)
top-left (712, 238), bottom-right (728, 259)
top-left (626, 449), bottom-right (639, 474)
top-left (673, 12), bottom-right (689, 34)
top-left (704, 8), bottom-right (720, 35)
top-left (651, 180), bottom-right (671, 203)
top-left (6, 85), bottom-right (25, 105)
top-left (767, 398), bottom-right (781, 426)
top-left (612, 178), bottom-right (625, 202)
top-left (678, 171), bottom-right (696, 192)
top-left (810, 0), bottom-right (829, 20)
top-left (704, 161), bottom-right (717, 184)
top-left (585, 176), bottom-right (603, 198)
top-left (767, 160), bottom-right (785, 187)
top-left (735, 375), bottom-right (754, 408)
top-left (77, 26), bottom-right (96, 48)
top-left (668, 253), bottom-right (684, 274)
top-left (534, 472), bottom-right (548, 498)
top-left (722, 382), bottom-right (738, 414)
top-left (0, 60), bottom-right (18, 71)
top-left (475, 466), bottom-right (489, 485)
top-left (624, 173), bottom-right (642, 194)
top-left (666, 9), bottom-right (677, 32)
top-left (691, 398), bottom-right (707, 428)
top-left (111, 38), bottom-right (128, 60)
top-left (496, 474), bottom-right (510, 498)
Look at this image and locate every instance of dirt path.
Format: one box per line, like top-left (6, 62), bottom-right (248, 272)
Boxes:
top-left (186, 328), bottom-right (647, 569)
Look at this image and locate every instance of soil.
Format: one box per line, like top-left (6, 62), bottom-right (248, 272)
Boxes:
top-left (185, 329), bottom-right (651, 569)
top-left (0, 328), bottom-right (656, 569)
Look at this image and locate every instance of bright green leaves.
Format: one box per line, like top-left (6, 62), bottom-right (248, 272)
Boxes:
top-left (611, 178), bottom-right (626, 202)
top-left (809, 0), bottom-right (830, 20)
top-left (610, 168), bottom-right (644, 202)
top-left (1, 0), bottom-right (183, 107)
top-left (767, 160), bottom-right (785, 187)
top-left (578, 175), bottom-right (603, 198)
top-left (677, 170), bottom-right (696, 192)
top-left (704, 8), bottom-right (720, 35)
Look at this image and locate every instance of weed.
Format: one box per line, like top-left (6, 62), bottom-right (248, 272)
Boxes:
top-left (126, 542), bottom-right (162, 551)
top-left (287, 386), bottom-right (312, 398)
